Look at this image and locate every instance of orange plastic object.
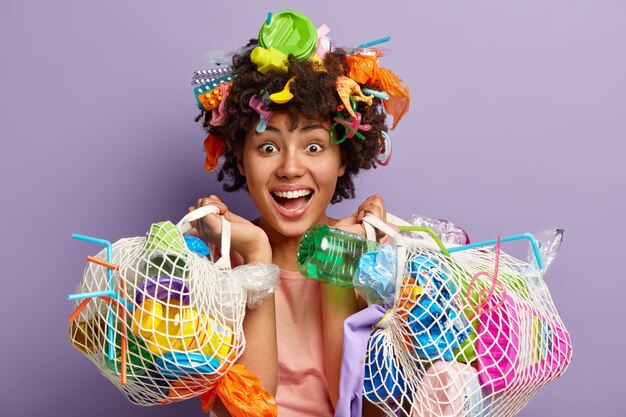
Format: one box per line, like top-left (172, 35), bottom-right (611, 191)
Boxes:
top-left (336, 76), bottom-right (374, 119)
top-left (86, 255), bottom-right (118, 270)
top-left (346, 53), bottom-right (410, 130)
top-left (204, 133), bottom-right (227, 172)
top-left (377, 67), bottom-right (410, 130)
top-left (68, 298), bottom-right (91, 323)
top-left (397, 275), bottom-right (422, 322)
top-left (345, 53), bottom-right (379, 84)
top-left (200, 364), bottom-right (277, 417)
top-left (199, 84), bottom-right (228, 111)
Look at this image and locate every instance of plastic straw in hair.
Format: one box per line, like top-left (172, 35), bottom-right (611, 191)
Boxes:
top-left (347, 36), bottom-right (391, 55)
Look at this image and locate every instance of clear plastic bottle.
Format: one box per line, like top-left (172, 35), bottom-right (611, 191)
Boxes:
top-left (297, 224), bottom-right (376, 287)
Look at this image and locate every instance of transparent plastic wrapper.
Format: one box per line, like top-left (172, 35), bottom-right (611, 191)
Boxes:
top-left (232, 263), bottom-right (281, 309)
top-left (67, 206), bottom-right (276, 415)
top-left (336, 214), bottom-right (572, 417)
top-left (354, 242), bottom-right (397, 307)
top-left (410, 214), bottom-right (470, 245)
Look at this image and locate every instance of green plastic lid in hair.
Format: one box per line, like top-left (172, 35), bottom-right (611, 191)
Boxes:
top-left (258, 10), bottom-right (318, 61)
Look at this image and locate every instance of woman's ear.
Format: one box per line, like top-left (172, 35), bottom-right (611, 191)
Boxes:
top-left (236, 148), bottom-right (246, 176)
top-left (338, 149), bottom-right (347, 177)
top-left (338, 162), bottom-right (346, 177)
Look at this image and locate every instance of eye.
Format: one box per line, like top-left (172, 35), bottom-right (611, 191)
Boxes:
top-left (306, 143), bottom-right (323, 153)
top-left (259, 143), bottom-right (278, 154)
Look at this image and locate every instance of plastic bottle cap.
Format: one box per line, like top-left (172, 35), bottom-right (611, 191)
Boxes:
top-left (258, 10), bottom-right (317, 60)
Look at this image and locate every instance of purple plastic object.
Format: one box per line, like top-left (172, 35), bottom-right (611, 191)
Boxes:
top-left (135, 276), bottom-right (190, 305)
top-left (335, 304), bottom-right (386, 417)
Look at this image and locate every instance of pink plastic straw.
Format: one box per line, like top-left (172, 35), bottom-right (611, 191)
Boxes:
top-left (466, 236), bottom-right (507, 316)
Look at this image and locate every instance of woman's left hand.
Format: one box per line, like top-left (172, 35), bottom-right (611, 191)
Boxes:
top-left (334, 194), bottom-right (387, 238)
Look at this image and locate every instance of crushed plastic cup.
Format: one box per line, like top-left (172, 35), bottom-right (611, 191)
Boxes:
top-left (258, 10), bottom-right (317, 60)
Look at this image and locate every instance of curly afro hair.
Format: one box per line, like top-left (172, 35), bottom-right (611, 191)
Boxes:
top-left (196, 40), bottom-right (389, 204)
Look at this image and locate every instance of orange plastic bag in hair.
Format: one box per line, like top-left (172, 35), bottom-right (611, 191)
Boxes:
top-left (346, 54), bottom-right (410, 130)
top-left (346, 54), bottom-right (378, 85)
top-left (204, 133), bottom-right (227, 172)
top-left (376, 67), bottom-right (410, 130)
top-left (200, 364), bottom-right (277, 417)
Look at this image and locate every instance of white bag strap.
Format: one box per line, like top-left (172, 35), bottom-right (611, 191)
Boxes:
top-left (176, 205), bottom-right (232, 269)
top-left (362, 213), bottom-right (400, 241)
top-left (363, 221), bottom-right (377, 242)
top-left (362, 212), bottom-right (415, 241)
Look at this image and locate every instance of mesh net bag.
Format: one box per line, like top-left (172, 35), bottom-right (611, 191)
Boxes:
top-left (67, 206), bottom-right (253, 407)
top-left (357, 214), bottom-right (572, 417)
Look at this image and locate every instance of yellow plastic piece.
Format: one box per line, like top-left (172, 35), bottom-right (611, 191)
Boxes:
top-left (132, 298), bottom-right (175, 355)
top-left (309, 53), bottom-right (326, 72)
top-left (181, 309), bottom-right (234, 360)
top-left (132, 298), bottom-right (233, 360)
top-left (250, 46), bottom-right (288, 74)
top-left (269, 76), bottom-right (296, 104)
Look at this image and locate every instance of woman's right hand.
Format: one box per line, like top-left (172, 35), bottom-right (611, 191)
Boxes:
top-left (189, 196), bottom-right (272, 264)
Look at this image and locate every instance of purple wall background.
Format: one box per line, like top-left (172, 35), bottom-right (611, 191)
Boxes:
top-left (1, 1), bottom-right (624, 416)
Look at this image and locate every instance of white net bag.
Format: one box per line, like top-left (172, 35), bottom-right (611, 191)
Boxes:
top-left (67, 206), bottom-right (249, 406)
top-left (356, 214), bottom-right (572, 417)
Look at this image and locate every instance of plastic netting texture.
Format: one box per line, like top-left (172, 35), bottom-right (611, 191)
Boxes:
top-left (362, 240), bottom-right (572, 417)
top-left (68, 221), bottom-right (246, 405)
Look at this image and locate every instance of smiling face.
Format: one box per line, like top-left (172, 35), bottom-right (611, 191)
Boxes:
top-left (238, 113), bottom-right (346, 241)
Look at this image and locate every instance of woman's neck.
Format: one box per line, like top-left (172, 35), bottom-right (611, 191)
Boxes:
top-left (267, 232), bottom-right (301, 272)
top-left (256, 215), bottom-right (338, 272)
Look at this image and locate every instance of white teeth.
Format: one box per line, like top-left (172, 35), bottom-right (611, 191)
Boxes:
top-left (273, 190), bottom-right (312, 199)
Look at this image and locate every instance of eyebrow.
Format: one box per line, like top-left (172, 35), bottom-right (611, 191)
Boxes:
top-left (260, 123), bottom-right (328, 134)
top-left (300, 123), bottom-right (329, 132)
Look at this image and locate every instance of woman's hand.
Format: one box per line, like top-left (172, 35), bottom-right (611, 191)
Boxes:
top-left (334, 194), bottom-right (387, 239)
top-left (189, 195), bottom-right (272, 264)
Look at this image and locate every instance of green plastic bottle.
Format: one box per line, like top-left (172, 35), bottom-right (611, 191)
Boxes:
top-left (297, 224), bottom-right (376, 287)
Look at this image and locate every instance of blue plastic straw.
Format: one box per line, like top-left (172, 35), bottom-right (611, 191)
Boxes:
top-left (68, 289), bottom-right (116, 300)
top-left (109, 292), bottom-right (134, 312)
top-left (67, 290), bottom-right (133, 312)
top-left (348, 36), bottom-right (391, 54)
top-left (362, 88), bottom-right (389, 100)
top-left (448, 233), bottom-right (544, 270)
top-left (72, 233), bottom-right (116, 360)
top-left (72, 234), bottom-right (113, 286)
top-left (266, 12), bottom-right (272, 25)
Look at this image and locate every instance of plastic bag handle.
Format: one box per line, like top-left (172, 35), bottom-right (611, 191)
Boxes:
top-left (362, 214), bottom-right (399, 241)
top-left (176, 205), bottom-right (231, 269)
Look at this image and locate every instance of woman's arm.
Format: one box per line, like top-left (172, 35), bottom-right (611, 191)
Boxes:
top-left (235, 245), bottom-right (278, 396)
top-left (190, 196), bottom-right (278, 415)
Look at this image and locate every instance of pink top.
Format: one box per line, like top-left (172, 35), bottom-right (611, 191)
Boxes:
top-left (274, 269), bottom-right (334, 417)
top-left (207, 236), bottom-right (337, 416)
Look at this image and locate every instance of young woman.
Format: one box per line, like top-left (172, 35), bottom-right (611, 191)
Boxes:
top-left (189, 12), bottom-right (408, 416)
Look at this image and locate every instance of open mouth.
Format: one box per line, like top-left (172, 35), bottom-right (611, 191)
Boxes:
top-left (271, 189), bottom-right (313, 212)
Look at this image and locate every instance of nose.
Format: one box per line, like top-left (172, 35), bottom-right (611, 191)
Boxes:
top-left (276, 149), bottom-right (306, 178)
